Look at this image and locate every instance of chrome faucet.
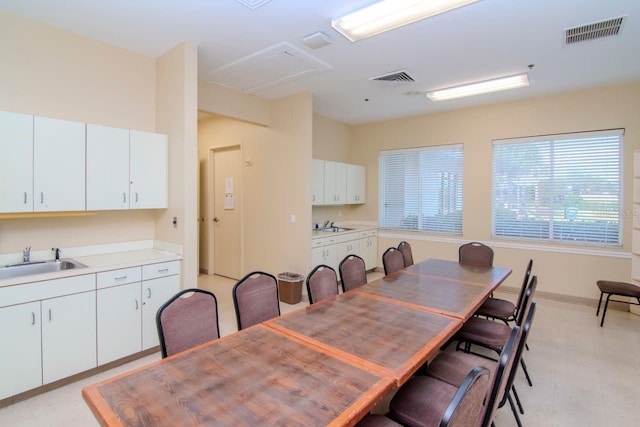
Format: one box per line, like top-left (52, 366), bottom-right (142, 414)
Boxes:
top-left (322, 220), bottom-right (331, 229)
top-left (52, 247), bottom-right (61, 262)
top-left (22, 246), bottom-right (31, 263)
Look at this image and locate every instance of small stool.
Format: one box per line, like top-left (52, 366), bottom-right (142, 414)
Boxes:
top-left (596, 280), bottom-right (640, 327)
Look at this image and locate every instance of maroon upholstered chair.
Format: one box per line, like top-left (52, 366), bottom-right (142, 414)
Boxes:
top-left (596, 280), bottom-right (640, 326)
top-left (232, 271), bottom-right (280, 330)
top-left (306, 264), bottom-right (339, 304)
top-left (355, 414), bottom-right (402, 426)
top-left (382, 247), bottom-right (405, 275)
top-left (398, 241), bottom-right (414, 267)
top-left (475, 259), bottom-right (533, 324)
top-left (339, 254), bottom-right (367, 292)
top-left (387, 365), bottom-right (491, 427)
top-left (458, 242), bottom-right (494, 267)
top-left (156, 288), bottom-right (220, 358)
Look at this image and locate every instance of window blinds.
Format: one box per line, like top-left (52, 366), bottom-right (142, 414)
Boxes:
top-left (492, 129), bottom-right (623, 246)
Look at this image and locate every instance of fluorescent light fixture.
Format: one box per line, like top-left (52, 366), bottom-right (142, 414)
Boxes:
top-left (427, 73), bottom-right (530, 101)
top-left (332, 0), bottom-right (482, 42)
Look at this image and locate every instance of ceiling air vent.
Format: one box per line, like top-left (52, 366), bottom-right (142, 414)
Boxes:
top-left (565, 16), bottom-right (626, 45)
top-left (370, 69), bottom-right (416, 83)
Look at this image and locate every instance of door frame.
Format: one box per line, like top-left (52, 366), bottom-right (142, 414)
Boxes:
top-left (207, 144), bottom-right (243, 277)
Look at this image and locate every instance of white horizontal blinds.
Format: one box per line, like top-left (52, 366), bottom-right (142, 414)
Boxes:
top-left (380, 144), bottom-right (463, 234)
top-left (492, 130), bottom-right (623, 246)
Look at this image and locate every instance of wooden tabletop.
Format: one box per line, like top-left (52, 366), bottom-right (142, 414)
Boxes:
top-left (403, 258), bottom-right (511, 289)
top-left (82, 325), bottom-right (395, 427)
top-left (265, 292), bottom-right (462, 386)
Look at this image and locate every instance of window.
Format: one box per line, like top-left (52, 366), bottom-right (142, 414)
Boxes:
top-left (492, 130), bottom-right (623, 246)
top-left (380, 144), bottom-right (463, 234)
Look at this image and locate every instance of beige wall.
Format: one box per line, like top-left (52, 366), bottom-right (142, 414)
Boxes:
top-left (0, 12), bottom-right (197, 288)
top-left (351, 82), bottom-right (640, 300)
top-left (198, 93), bottom-right (313, 277)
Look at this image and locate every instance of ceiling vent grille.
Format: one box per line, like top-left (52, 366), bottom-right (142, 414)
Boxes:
top-left (565, 16), bottom-right (625, 45)
top-left (370, 69), bottom-right (416, 83)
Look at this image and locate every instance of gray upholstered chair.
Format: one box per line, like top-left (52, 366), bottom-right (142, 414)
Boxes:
top-left (339, 254), bottom-right (367, 292)
top-left (382, 247), bottom-right (405, 275)
top-left (475, 259), bottom-right (533, 324)
top-left (386, 365), bottom-right (491, 427)
top-left (458, 242), bottom-right (494, 267)
top-left (398, 241), bottom-right (414, 267)
top-left (156, 288), bottom-right (220, 358)
top-left (232, 271), bottom-right (280, 330)
top-left (306, 264), bottom-right (339, 304)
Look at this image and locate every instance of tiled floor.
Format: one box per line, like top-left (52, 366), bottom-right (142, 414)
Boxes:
top-left (1, 272), bottom-right (639, 426)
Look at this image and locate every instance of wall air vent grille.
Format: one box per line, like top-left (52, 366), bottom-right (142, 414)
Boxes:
top-left (370, 70), bottom-right (416, 83)
top-left (565, 16), bottom-right (625, 45)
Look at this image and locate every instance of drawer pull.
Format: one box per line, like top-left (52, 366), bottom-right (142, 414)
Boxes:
top-left (114, 276), bottom-right (127, 280)
top-left (32, 312), bottom-right (35, 325)
top-left (158, 268), bottom-right (169, 273)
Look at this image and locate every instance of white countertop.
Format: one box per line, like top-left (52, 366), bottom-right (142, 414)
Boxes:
top-left (311, 224), bottom-right (377, 239)
top-left (0, 248), bottom-right (181, 288)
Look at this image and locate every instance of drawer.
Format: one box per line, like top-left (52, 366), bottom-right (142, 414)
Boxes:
top-left (142, 261), bottom-right (180, 281)
top-left (96, 267), bottom-right (141, 289)
top-left (0, 274), bottom-right (95, 307)
top-left (312, 238), bottom-right (326, 248)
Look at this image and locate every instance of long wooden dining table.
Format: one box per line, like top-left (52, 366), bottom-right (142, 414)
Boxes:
top-left (82, 258), bottom-right (511, 426)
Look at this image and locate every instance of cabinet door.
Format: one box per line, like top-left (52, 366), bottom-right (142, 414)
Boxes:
top-left (130, 130), bottom-right (168, 209)
top-left (97, 283), bottom-right (142, 365)
top-left (335, 162), bottom-right (347, 204)
top-left (0, 111), bottom-right (33, 213)
top-left (33, 116), bottom-right (86, 212)
top-left (41, 291), bottom-right (97, 384)
top-left (0, 302), bottom-right (42, 399)
top-left (337, 239), bottom-right (359, 266)
top-left (323, 161), bottom-right (337, 204)
top-left (312, 159), bottom-right (325, 205)
top-left (347, 164), bottom-right (366, 204)
top-left (141, 275), bottom-right (180, 350)
top-left (86, 124), bottom-right (130, 211)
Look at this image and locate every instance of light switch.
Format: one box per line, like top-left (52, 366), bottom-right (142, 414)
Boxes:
top-left (290, 214), bottom-right (296, 223)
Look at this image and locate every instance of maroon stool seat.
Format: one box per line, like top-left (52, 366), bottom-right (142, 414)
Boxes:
top-left (596, 280), bottom-right (640, 327)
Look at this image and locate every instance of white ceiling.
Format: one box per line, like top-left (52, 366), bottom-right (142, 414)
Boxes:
top-left (1, 0), bottom-right (639, 125)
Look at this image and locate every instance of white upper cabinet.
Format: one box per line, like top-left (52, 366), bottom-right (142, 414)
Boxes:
top-left (0, 111), bottom-right (33, 213)
top-left (324, 161), bottom-right (347, 205)
top-left (346, 164), bottom-right (365, 204)
top-left (86, 124), bottom-right (130, 211)
top-left (312, 159), bottom-right (325, 205)
top-left (33, 116), bottom-right (86, 212)
top-left (130, 130), bottom-right (168, 209)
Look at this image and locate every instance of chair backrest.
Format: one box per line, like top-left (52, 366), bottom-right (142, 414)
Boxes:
top-left (156, 288), bottom-right (220, 358)
top-left (515, 275), bottom-right (537, 327)
top-left (306, 264), bottom-right (339, 304)
top-left (513, 259), bottom-right (533, 318)
top-left (382, 247), bottom-right (405, 275)
top-left (397, 241), bottom-right (414, 267)
top-left (458, 242), bottom-right (494, 267)
top-left (481, 325), bottom-right (520, 427)
top-left (339, 254), bottom-right (367, 292)
top-left (441, 366), bottom-right (491, 427)
top-left (232, 271), bottom-right (280, 330)
top-left (499, 302), bottom-right (537, 410)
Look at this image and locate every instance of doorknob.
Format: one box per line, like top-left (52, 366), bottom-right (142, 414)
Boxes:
top-left (213, 217), bottom-right (220, 222)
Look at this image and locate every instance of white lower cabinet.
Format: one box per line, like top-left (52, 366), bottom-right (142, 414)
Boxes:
top-left (141, 274), bottom-right (180, 350)
top-left (311, 236), bottom-right (338, 272)
top-left (41, 291), bottom-right (97, 384)
top-left (359, 230), bottom-right (378, 271)
top-left (0, 301), bottom-right (42, 400)
top-left (312, 230), bottom-right (378, 273)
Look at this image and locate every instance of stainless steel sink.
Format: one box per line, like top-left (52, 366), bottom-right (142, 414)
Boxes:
top-left (0, 259), bottom-right (88, 280)
top-left (319, 227), bottom-right (354, 233)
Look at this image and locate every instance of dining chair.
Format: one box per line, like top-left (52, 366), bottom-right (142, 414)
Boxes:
top-left (453, 275), bottom-right (537, 387)
top-left (306, 264), bottom-right (339, 304)
top-left (156, 288), bottom-right (220, 358)
top-left (232, 271), bottom-right (280, 330)
top-left (386, 365), bottom-right (491, 427)
top-left (596, 279), bottom-right (640, 326)
top-left (458, 242), bottom-right (494, 267)
top-left (475, 259), bottom-right (533, 324)
top-left (382, 247), bottom-right (405, 275)
top-left (398, 241), bottom-right (414, 267)
top-left (339, 254), bottom-right (367, 292)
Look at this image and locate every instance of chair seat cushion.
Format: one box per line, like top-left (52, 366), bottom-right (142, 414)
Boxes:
top-left (425, 350), bottom-right (496, 389)
top-left (597, 280), bottom-right (640, 298)
top-left (454, 317), bottom-right (511, 350)
top-left (356, 414), bottom-right (403, 427)
top-left (389, 376), bottom-right (458, 427)
top-left (475, 297), bottom-right (516, 320)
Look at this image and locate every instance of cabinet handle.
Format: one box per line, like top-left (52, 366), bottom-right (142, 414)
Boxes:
top-left (32, 312), bottom-right (35, 325)
top-left (123, 193), bottom-right (127, 203)
top-left (135, 299), bottom-right (139, 310)
top-left (158, 268), bottom-right (169, 273)
top-left (312, 195), bottom-right (315, 202)
top-left (147, 288), bottom-right (151, 299)
top-left (115, 275), bottom-right (127, 280)
top-left (48, 308), bottom-right (52, 321)
top-left (135, 192), bottom-right (139, 202)
top-left (24, 192), bottom-right (27, 204)
top-left (40, 192), bottom-right (44, 204)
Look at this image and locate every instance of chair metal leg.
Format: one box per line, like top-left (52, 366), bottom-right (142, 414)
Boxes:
top-left (520, 357), bottom-right (533, 387)
top-left (507, 393), bottom-right (523, 427)
top-left (600, 294), bottom-right (612, 327)
top-left (596, 291), bottom-right (605, 316)
top-left (512, 384), bottom-right (524, 414)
